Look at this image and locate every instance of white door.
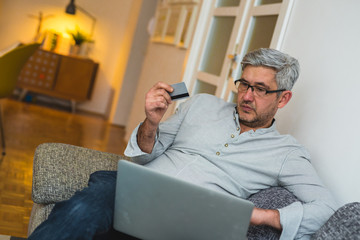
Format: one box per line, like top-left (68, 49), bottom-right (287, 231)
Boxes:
top-left (182, 0), bottom-right (294, 105)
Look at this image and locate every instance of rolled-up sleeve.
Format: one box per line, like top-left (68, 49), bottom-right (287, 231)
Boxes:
top-left (278, 149), bottom-right (340, 239)
top-left (124, 95), bottom-right (197, 165)
top-left (124, 123), bottom-right (159, 164)
top-left (279, 202), bottom-right (303, 239)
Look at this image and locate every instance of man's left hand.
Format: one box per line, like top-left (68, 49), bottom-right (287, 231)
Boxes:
top-left (250, 207), bottom-right (282, 230)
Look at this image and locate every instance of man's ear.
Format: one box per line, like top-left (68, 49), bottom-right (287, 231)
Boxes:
top-left (277, 91), bottom-right (292, 109)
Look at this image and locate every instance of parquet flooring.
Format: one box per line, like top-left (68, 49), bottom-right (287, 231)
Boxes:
top-left (0, 98), bottom-right (127, 238)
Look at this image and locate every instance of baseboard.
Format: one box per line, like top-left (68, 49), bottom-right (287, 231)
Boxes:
top-left (0, 236), bottom-right (26, 240)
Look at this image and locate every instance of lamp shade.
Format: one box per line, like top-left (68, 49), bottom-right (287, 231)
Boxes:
top-left (65, 0), bottom-right (76, 15)
top-left (64, 0), bottom-right (97, 37)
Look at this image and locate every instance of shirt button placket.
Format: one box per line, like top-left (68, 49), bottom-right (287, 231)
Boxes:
top-left (218, 131), bottom-right (237, 156)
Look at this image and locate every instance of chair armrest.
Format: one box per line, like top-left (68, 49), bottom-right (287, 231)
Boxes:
top-left (32, 143), bottom-right (125, 204)
top-left (28, 203), bottom-right (55, 236)
top-left (246, 187), bottom-right (299, 240)
top-left (311, 202), bottom-right (360, 239)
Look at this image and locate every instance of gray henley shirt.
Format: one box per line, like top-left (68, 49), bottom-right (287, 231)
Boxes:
top-left (125, 94), bottom-right (338, 239)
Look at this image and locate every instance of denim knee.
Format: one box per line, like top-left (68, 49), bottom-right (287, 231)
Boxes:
top-left (28, 170), bottom-right (118, 240)
top-left (88, 170), bottom-right (117, 186)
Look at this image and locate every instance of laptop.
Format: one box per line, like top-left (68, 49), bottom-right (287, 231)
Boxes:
top-left (113, 160), bottom-right (254, 240)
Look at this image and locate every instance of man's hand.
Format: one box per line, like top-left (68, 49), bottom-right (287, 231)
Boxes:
top-left (145, 82), bottom-right (173, 127)
top-left (137, 82), bottom-right (173, 153)
top-left (250, 207), bottom-right (282, 230)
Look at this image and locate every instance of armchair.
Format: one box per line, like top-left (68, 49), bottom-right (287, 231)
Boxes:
top-left (0, 43), bottom-right (41, 155)
top-left (28, 143), bottom-right (360, 239)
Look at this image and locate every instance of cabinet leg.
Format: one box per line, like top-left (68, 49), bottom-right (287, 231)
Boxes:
top-left (70, 100), bottom-right (76, 114)
top-left (18, 89), bottom-right (28, 101)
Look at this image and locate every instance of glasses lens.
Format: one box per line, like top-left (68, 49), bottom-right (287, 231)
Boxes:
top-left (236, 81), bottom-right (247, 92)
top-left (254, 87), bottom-right (266, 97)
top-left (235, 80), bottom-right (267, 97)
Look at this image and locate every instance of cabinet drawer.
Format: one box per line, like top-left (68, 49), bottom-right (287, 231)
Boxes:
top-left (54, 56), bottom-right (98, 100)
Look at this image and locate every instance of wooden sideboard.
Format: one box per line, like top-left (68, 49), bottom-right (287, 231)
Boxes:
top-left (17, 49), bottom-right (99, 112)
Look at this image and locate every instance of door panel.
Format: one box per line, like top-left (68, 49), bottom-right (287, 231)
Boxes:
top-left (200, 16), bottom-right (236, 76)
top-left (181, 0), bottom-right (293, 108)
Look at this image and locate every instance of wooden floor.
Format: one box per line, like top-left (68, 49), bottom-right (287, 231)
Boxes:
top-left (0, 98), bottom-right (128, 238)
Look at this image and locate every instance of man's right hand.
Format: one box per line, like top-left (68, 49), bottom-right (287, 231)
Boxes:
top-left (145, 82), bottom-right (173, 127)
top-left (137, 82), bottom-right (173, 153)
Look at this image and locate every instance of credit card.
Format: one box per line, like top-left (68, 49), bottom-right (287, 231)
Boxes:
top-left (169, 82), bottom-right (189, 100)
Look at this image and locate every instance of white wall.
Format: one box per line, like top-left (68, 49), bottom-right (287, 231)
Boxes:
top-left (125, 43), bottom-right (188, 140)
top-left (0, 0), bottom-right (142, 116)
top-left (110, 0), bottom-right (157, 126)
top-left (277, 0), bottom-right (360, 204)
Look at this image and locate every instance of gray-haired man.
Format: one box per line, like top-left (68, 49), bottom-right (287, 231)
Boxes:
top-left (29, 48), bottom-right (338, 240)
top-left (127, 48), bottom-right (338, 239)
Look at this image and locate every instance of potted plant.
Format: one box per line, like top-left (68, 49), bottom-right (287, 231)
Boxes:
top-left (68, 27), bottom-right (93, 56)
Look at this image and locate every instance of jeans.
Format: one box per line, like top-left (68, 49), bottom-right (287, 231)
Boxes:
top-left (28, 171), bottom-right (139, 240)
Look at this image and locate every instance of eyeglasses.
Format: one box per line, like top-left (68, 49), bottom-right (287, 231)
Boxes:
top-left (234, 79), bottom-right (286, 97)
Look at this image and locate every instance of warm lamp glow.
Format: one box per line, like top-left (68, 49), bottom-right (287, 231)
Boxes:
top-left (65, 0), bottom-right (96, 37)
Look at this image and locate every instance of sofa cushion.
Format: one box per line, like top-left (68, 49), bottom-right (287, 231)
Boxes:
top-left (311, 202), bottom-right (360, 240)
top-left (246, 187), bottom-right (299, 240)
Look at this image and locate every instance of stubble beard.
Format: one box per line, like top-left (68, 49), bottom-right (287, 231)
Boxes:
top-left (237, 102), bottom-right (277, 129)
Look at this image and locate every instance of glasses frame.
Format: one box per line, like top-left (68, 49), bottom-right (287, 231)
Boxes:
top-left (234, 79), bottom-right (286, 97)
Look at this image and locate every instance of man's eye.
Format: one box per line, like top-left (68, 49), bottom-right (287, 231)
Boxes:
top-left (255, 87), bottom-right (266, 92)
top-left (240, 82), bottom-right (249, 87)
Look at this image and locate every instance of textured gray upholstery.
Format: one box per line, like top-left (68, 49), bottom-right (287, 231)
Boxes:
top-left (247, 187), bottom-right (299, 239)
top-left (29, 143), bottom-right (360, 239)
top-left (311, 202), bottom-right (360, 240)
top-left (32, 143), bottom-right (123, 204)
top-left (28, 203), bottom-right (54, 236)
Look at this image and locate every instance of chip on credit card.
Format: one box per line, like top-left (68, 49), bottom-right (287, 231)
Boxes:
top-left (169, 82), bottom-right (189, 100)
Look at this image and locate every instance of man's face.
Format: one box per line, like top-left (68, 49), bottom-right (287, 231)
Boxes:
top-left (236, 65), bottom-right (289, 132)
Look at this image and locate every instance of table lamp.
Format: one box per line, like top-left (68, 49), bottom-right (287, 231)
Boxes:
top-left (65, 0), bottom-right (96, 37)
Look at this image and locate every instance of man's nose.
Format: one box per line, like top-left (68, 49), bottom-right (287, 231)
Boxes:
top-left (242, 86), bottom-right (255, 101)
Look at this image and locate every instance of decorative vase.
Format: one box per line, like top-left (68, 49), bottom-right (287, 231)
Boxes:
top-left (69, 45), bottom-right (80, 56)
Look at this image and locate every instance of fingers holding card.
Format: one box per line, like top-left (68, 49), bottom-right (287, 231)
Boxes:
top-left (168, 82), bottom-right (189, 101)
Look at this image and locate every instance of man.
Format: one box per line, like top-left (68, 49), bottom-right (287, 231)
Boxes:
top-left (28, 48), bottom-right (338, 240)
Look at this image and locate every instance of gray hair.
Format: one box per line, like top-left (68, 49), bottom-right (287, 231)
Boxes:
top-left (241, 48), bottom-right (300, 91)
